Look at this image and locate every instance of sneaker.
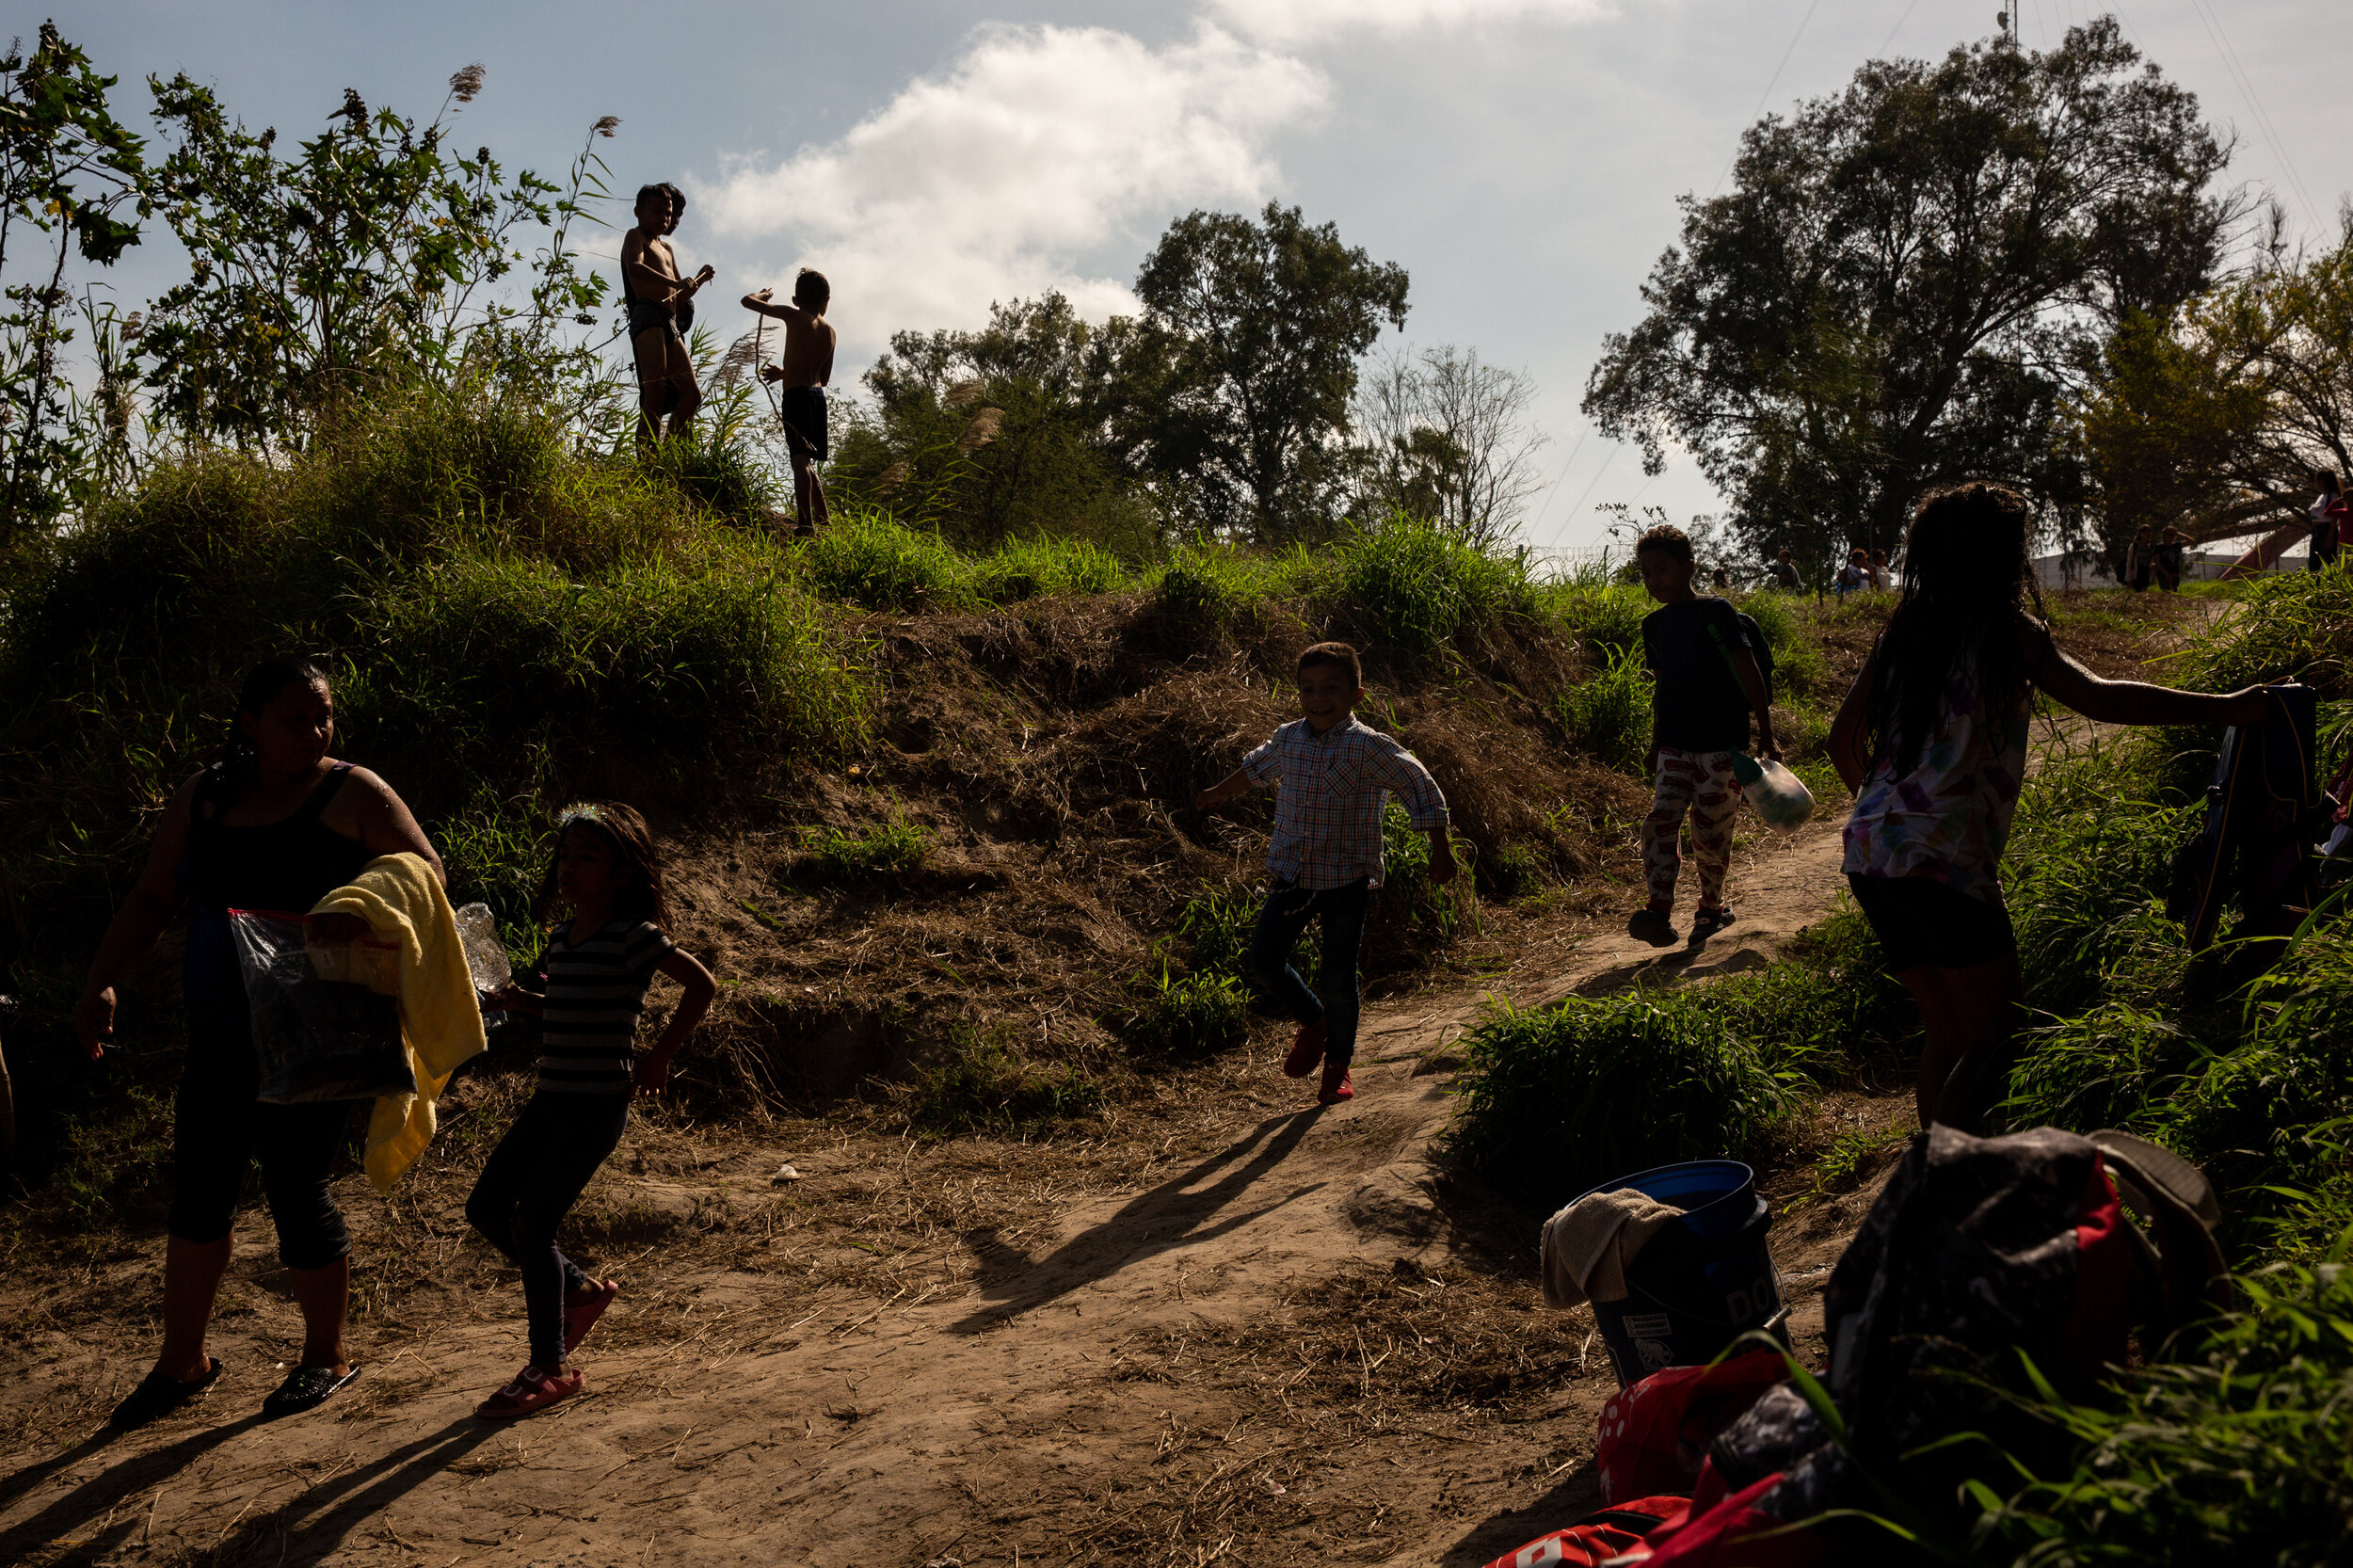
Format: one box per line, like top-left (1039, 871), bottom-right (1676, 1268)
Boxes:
top-left (563, 1279), bottom-right (622, 1355)
top-left (1627, 906), bottom-right (1677, 947)
top-left (475, 1363), bottom-right (585, 1420)
top-left (1689, 906), bottom-right (1737, 940)
top-left (1318, 1063), bottom-right (1354, 1105)
top-left (1283, 1021), bottom-right (1327, 1079)
top-left (261, 1362), bottom-right (360, 1420)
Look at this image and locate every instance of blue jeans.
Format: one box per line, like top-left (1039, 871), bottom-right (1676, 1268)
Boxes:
top-left (1247, 877), bottom-right (1371, 1068)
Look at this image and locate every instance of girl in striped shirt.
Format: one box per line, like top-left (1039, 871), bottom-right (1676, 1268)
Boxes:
top-left (468, 802), bottom-right (716, 1418)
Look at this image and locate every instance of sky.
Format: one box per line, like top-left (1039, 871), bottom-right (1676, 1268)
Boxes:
top-left (30, 0), bottom-right (2353, 554)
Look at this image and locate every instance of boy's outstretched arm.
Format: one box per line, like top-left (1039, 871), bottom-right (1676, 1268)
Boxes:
top-left (1377, 746), bottom-right (1457, 885)
top-left (1194, 768), bottom-right (1253, 811)
top-left (740, 287), bottom-right (808, 324)
top-left (1732, 648), bottom-right (1781, 760)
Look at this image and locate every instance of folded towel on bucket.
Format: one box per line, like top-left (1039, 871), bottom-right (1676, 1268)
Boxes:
top-left (311, 854), bottom-right (486, 1192)
top-left (1542, 1188), bottom-right (1687, 1309)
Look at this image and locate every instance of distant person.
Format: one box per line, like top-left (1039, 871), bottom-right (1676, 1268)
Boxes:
top-left (1869, 548), bottom-right (1892, 591)
top-left (2310, 466), bottom-right (2346, 573)
top-left (74, 658), bottom-right (445, 1427)
top-left (622, 184), bottom-right (714, 452)
top-left (1835, 548), bottom-right (1870, 597)
top-left (2154, 526), bottom-right (2187, 592)
top-left (742, 269), bottom-right (838, 535)
top-left (1828, 483), bottom-right (2271, 1133)
top-left (1711, 566), bottom-right (1733, 591)
top-left (1772, 549), bottom-right (1803, 594)
top-left (470, 803), bottom-right (715, 1418)
top-left (1629, 524), bottom-right (1779, 947)
top-left (1193, 642), bottom-right (1455, 1106)
top-left (2124, 525), bottom-right (2154, 591)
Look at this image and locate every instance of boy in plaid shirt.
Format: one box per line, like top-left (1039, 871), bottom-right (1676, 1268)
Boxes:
top-left (1195, 642), bottom-right (1456, 1105)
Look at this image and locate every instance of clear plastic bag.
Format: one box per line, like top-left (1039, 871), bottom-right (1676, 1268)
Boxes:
top-left (454, 902), bottom-right (513, 1034)
top-left (1735, 756), bottom-right (1816, 829)
top-left (229, 910), bottom-right (416, 1104)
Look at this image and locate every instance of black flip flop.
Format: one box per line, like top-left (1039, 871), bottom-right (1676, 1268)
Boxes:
top-left (109, 1356), bottom-right (225, 1430)
top-left (1689, 907), bottom-right (1737, 941)
top-left (261, 1363), bottom-right (361, 1420)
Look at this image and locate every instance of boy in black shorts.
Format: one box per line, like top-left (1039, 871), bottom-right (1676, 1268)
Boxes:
top-left (742, 269), bottom-right (836, 534)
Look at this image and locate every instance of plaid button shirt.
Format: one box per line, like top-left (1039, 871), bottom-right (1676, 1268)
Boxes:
top-left (1241, 715), bottom-right (1449, 889)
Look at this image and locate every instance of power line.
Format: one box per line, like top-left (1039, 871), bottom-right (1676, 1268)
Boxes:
top-left (1878, 0), bottom-right (1921, 54)
top-left (1525, 425), bottom-right (1589, 537)
top-left (1561, 447), bottom-right (1620, 533)
top-left (2183, 0), bottom-right (2324, 232)
top-left (1708, 0), bottom-right (1823, 200)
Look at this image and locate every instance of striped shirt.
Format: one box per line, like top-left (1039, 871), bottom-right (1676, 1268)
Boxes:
top-left (533, 920), bottom-right (675, 1094)
top-left (1241, 715), bottom-right (1449, 890)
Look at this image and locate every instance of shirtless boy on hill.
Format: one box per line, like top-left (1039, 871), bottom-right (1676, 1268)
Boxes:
top-left (621, 184), bottom-right (714, 452)
top-left (742, 269), bottom-right (836, 534)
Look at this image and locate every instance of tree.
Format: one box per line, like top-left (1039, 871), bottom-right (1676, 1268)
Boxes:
top-left (1583, 19), bottom-right (2243, 568)
top-left (825, 293), bottom-right (1152, 552)
top-left (0, 23), bottom-right (146, 542)
top-left (1353, 344), bottom-right (1547, 546)
top-left (2081, 215), bottom-right (2353, 561)
top-left (1112, 202), bottom-right (1409, 543)
top-left (135, 67), bottom-right (600, 451)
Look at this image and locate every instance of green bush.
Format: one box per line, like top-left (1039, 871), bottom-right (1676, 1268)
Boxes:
top-left (1559, 642), bottom-right (1654, 773)
top-left (1447, 910), bottom-right (1904, 1206)
top-left (907, 1032), bottom-right (1106, 1138)
top-left (1150, 544), bottom-right (1295, 626)
top-left (972, 535), bottom-right (1132, 601)
top-left (801, 814), bottom-right (930, 875)
top-left (1540, 580), bottom-right (1650, 655)
top-left (1124, 967), bottom-right (1252, 1056)
top-left (801, 508), bottom-right (978, 611)
top-left (1326, 519), bottom-right (1537, 661)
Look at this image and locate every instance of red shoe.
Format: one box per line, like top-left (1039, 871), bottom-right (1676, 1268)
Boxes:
top-left (1318, 1063), bottom-right (1354, 1105)
top-left (563, 1278), bottom-right (621, 1354)
top-left (475, 1363), bottom-right (584, 1420)
top-left (1283, 1021), bottom-right (1326, 1079)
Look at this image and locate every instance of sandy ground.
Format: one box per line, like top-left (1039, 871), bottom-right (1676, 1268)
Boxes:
top-left (0, 819), bottom-right (1902, 1568)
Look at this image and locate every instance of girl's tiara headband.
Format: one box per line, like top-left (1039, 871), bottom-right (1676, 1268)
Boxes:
top-left (558, 803), bottom-right (603, 827)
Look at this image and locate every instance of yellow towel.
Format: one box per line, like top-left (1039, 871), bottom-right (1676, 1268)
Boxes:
top-left (311, 853), bottom-right (487, 1192)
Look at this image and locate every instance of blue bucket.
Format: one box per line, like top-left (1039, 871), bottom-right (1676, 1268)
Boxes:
top-left (1573, 1160), bottom-right (1787, 1388)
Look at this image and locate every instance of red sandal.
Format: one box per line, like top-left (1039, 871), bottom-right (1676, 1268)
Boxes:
top-left (475, 1363), bottom-right (584, 1420)
top-left (564, 1278), bottom-right (621, 1354)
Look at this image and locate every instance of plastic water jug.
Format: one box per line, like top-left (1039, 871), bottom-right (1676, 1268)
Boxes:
top-left (1731, 754), bottom-right (1813, 828)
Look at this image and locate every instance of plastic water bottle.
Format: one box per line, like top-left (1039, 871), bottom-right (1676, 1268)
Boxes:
top-left (1730, 755), bottom-right (1814, 828)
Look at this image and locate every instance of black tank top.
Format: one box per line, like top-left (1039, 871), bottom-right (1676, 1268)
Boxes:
top-left (182, 762), bottom-right (376, 914)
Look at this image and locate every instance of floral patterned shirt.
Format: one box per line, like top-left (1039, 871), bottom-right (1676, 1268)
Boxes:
top-left (1840, 653), bottom-right (2031, 905)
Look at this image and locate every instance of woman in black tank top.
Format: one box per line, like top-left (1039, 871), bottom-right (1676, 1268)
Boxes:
top-left (74, 658), bottom-right (445, 1428)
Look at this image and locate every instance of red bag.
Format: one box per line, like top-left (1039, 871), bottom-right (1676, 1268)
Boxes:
top-left (1613, 1471), bottom-right (1823, 1566)
top-left (1594, 1350), bottom-right (1788, 1503)
top-left (1480, 1496), bottom-right (1685, 1568)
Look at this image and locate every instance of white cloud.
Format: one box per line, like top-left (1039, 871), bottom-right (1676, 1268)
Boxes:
top-left (696, 24), bottom-right (1326, 350)
top-left (1205, 0), bottom-right (1619, 48)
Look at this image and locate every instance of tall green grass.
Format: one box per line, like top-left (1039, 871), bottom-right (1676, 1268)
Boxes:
top-left (1446, 911), bottom-right (1906, 1206)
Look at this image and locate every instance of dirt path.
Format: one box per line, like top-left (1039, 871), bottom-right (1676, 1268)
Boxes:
top-left (0, 821), bottom-right (1886, 1568)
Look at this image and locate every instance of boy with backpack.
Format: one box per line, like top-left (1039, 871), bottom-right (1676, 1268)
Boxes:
top-left (1629, 525), bottom-right (1778, 946)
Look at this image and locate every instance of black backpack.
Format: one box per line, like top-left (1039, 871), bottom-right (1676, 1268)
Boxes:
top-left (1705, 610), bottom-right (1776, 707)
top-left (2167, 682), bottom-right (2320, 948)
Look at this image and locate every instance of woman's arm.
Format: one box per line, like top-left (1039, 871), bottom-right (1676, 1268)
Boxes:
top-left (340, 768), bottom-right (446, 886)
top-left (2024, 616), bottom-right (2271, 727)
top-left (74, 774), bottom-right (201, 1060)
top-left (1827, 650), bottom-right (1878, 794)
top-left (636, 948), bottom-right (718, 1096)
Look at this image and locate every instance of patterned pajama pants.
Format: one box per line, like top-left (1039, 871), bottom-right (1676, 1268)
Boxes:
top-left (1644, 747), bottom-right (1742, 909)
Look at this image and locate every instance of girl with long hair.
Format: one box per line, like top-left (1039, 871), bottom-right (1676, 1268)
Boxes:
top-left (466, 801), bottom-right (715, 1418)
top-left (1828, 484), bottom-right (2271, 1131)
top-left (76, 657), bottom-right (444, 1426)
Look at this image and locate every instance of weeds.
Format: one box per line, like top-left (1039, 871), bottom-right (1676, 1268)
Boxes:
top-left (905, 1031), bottom-right (1107, 1139)
top-left (1558, 642), bottom-right (1652, 774)
top-left (802, 507), bottom-right (979, 612)
top-left (801, 813), bottom-right (930, 875)
top-left (1122, 966), bottom-right (1252, 1057)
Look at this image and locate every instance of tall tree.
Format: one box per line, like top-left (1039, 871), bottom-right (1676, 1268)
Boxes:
top-left (2082, 217), bottom-right (2353, 559)
top-left (1353, 344), bottom-right (1548, 547)
top-left (0, 23), bottom-right (146, 542)
top-left (1113, 202), bottom-right (1408, 543)
top-left (1583, 19), bottom-right (2243, 568)
top-left (828, 293), bottom-right (1148, 551)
